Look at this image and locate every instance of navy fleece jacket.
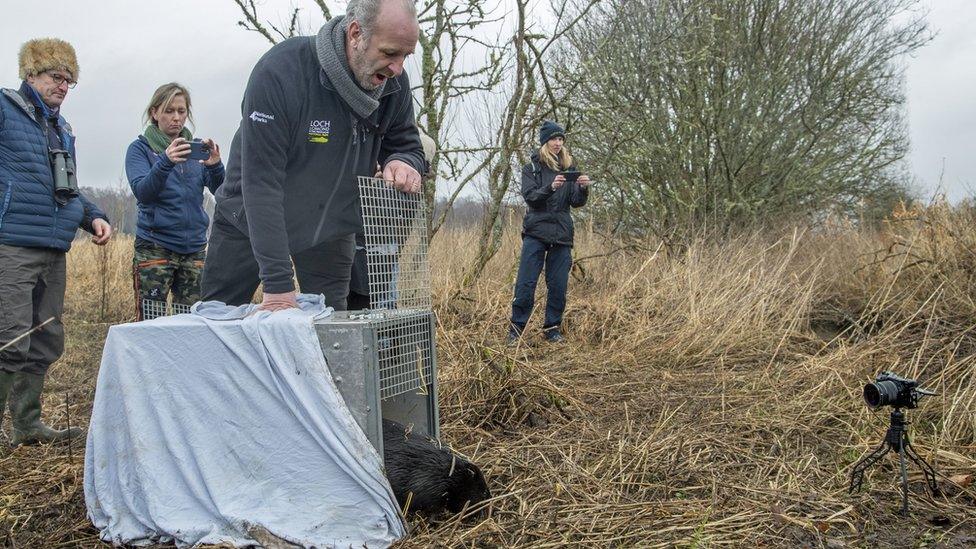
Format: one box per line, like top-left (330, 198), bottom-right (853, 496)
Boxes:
top-left (212, 36), bottom-right (425, 294)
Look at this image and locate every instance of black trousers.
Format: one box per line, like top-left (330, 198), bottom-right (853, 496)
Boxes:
top-left (200, 213), bottom-right (356, 310)
top-left (509, 235), bottom-right (572, 332)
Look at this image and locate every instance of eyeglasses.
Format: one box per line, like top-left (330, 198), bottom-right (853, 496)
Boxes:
top-left (45, 71), bottom-right (77, 89)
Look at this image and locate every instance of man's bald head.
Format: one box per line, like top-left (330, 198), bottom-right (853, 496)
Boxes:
top-left (346, 0), bottom-right (418, 41)
top-left (345, 0), bottom-right (419, 90)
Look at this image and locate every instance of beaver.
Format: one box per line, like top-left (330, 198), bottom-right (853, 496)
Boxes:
top-left (382, 419), bottom-right (491, 517)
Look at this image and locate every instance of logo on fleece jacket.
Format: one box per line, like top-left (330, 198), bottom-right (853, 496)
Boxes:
top-left (307, 119), bottom-right (331, 143)
top-left (249, 111), bottom-right (275, 123)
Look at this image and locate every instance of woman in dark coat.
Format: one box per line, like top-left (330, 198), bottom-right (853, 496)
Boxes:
top-left (508, 120), bottom-right (591, 343)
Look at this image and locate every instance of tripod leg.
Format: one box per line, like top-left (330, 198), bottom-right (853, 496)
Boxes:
top-left (899, 446), bottom-right (910, 515)
top-left (850, 441), bottom-right (890, 494)
top-left (904, 440), bottom-right (941, 496)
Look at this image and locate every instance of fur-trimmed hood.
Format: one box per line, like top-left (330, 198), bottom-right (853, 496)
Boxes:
top-left (18, 38), bottom-right (79, 81)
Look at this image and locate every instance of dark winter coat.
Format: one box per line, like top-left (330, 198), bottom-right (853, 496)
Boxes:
top-left (520, 152), bottom-right (589, 247)
top-left (125, 135), bottom-right (225, 254)
top-left (0, 84), bottom-right (106, 251)
top-left (213, 36), bottom-right (426, 294)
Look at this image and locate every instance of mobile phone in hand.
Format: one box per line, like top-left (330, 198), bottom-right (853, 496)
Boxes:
top-left (559, 171), bottom-right (581, 183)
top-left (187, 139), bottom-right (211, 161)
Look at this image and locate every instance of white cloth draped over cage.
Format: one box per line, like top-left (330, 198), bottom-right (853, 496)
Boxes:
top-left (83, 295), bottom-right (406, 548)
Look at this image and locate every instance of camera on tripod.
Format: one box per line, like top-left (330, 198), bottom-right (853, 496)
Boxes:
top-left (863, 371), bottom-right (936, 410)
top-left (851, 370), bottom-right (941, 514)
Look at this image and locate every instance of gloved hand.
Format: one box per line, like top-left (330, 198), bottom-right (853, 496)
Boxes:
top-left (258, 291), bottom-right (299, 312)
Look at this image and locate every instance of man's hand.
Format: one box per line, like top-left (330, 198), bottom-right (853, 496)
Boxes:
top-left (91, 218), bottom-right (112, 245)
top-left (382, 160), bottom-right (422, 194)
top-left (258, 291), bottom-right (299, 312)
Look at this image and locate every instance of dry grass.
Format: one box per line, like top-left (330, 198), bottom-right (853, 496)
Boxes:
top-left (2, 202), bottom-right (976, 548)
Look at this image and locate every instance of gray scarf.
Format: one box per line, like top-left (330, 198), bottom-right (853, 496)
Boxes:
top-left (316, 15), bottom-right (386, 119)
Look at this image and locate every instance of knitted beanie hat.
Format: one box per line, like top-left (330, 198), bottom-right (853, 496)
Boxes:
top-left (539, 120), bottom-right (565, 145)
top-left (19, 38), bottom-right (79, 81)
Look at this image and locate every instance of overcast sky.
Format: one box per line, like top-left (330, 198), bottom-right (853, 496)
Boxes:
top-left (0, 0), bottom-right (972, 202)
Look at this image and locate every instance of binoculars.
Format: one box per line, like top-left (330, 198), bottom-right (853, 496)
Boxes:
top-left (50, 149), bottom-right (79, 205)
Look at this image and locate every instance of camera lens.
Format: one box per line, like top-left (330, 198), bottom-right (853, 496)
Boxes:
top-left (863, 380), bottom-right (899, 408)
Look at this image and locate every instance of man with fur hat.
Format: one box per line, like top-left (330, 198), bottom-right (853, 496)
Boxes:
top-left (0, 38), bottom-right (112, 446)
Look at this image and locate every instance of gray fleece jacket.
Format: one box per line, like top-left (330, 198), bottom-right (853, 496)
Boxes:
top-left (214, 36), bottom-right (425, 294)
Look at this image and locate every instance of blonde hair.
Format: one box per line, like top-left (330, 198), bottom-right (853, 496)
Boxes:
top-left (143, 82), bottom-right (193, 128)
top-left (539, 143), bottom-right (573, 171)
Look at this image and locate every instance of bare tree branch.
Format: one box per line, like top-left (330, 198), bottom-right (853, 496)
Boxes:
top-left (311, 0), bottom-right (332, 19)
top-left (233, 0), bottom-right (278, 45)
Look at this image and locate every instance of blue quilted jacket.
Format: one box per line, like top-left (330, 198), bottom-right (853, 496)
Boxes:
top-left (125, 135), bottom-right (224, 254)
top-left (0, 84), bottom-right (106, 251)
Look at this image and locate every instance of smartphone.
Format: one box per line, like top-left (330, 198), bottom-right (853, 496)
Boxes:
top-left (559, 171), bottom-right (581, 183)
top-left (187, 139), bottom-right (211, 161)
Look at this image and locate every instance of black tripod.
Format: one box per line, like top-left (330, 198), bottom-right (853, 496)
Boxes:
top-left (849, 408), bottom-right (940, 514)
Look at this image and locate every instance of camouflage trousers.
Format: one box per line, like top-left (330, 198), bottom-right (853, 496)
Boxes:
top-left (132, 238), bottom-right (205, 320)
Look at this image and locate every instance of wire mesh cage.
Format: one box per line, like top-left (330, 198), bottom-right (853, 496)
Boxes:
top-left (314, 176), bottom-right (440, 453)
top-left (357, 176), bottom-right (431, 311)
top-left (315, 310), bottom-right (439, 453)
top-left (141, 299), bottom-right (192, 320)
top-left (370, 310), bottom-right (435, 399)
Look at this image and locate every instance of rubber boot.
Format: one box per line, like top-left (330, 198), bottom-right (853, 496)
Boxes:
top-left (0, 371), bottom-right (13, 440)
top-left (9, 371), bottom-right (83, 446)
